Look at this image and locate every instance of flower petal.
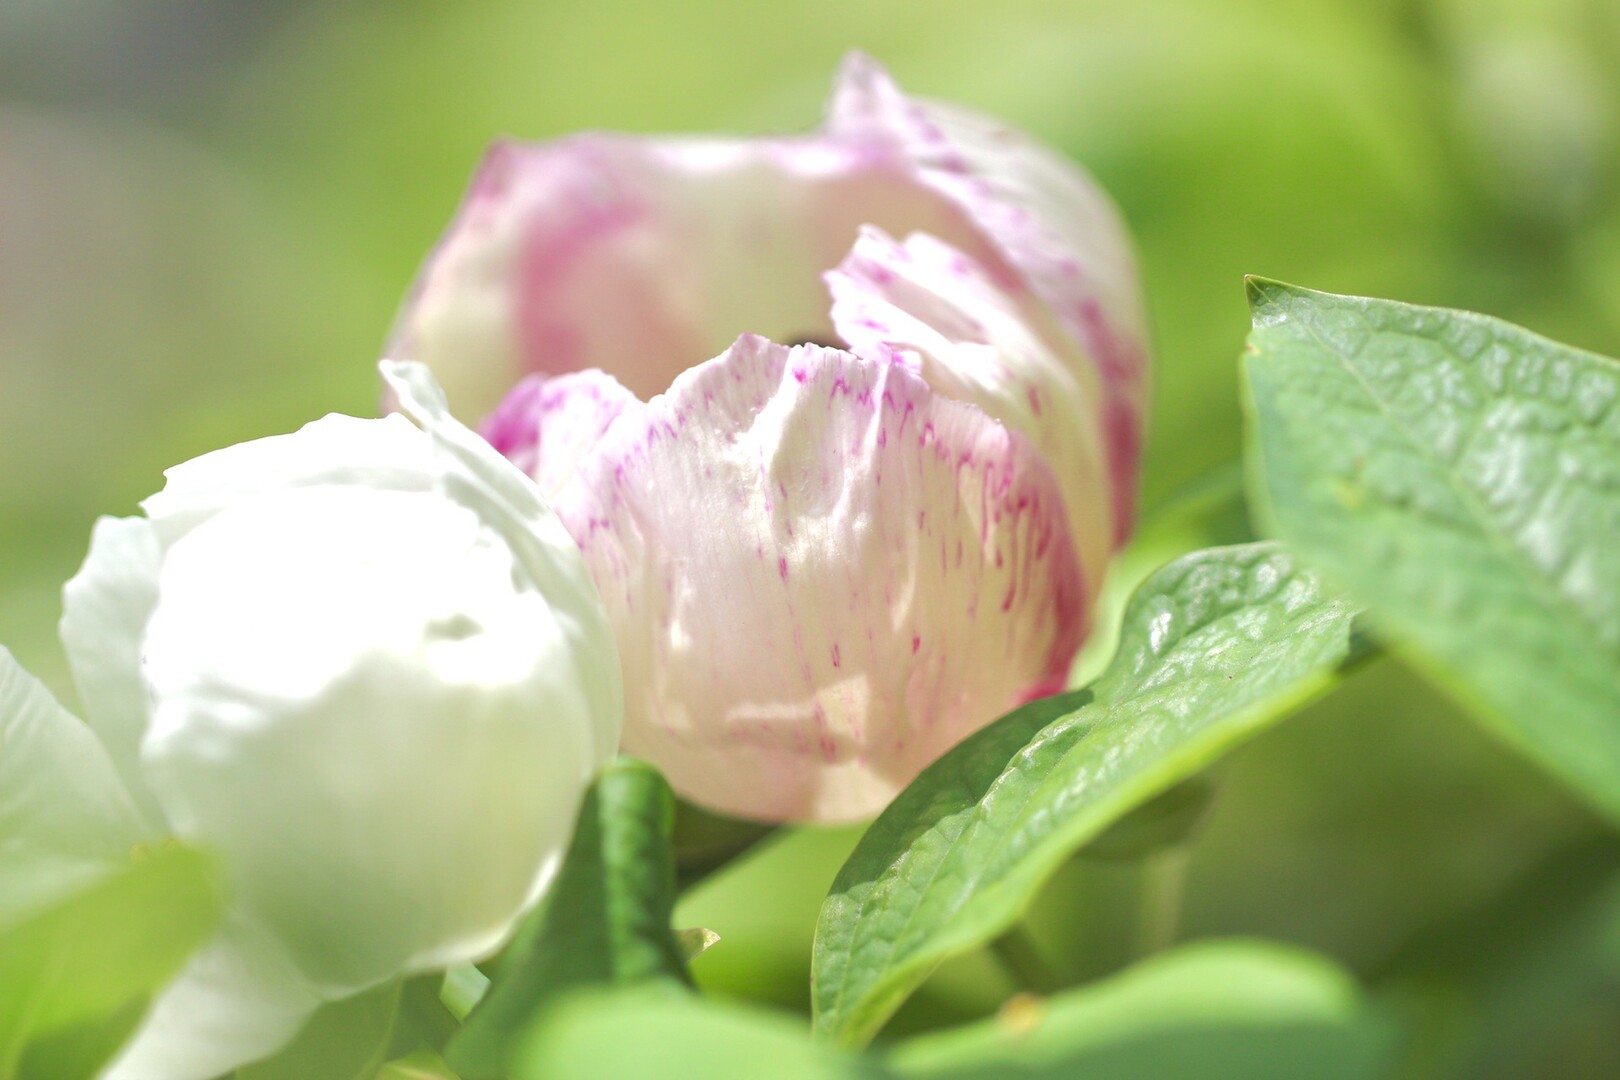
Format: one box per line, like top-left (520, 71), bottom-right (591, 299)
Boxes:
top-left (141, 412), bottom-right (435, 540)
top-left (386, 134), bottom-right (986, 418)
top-left (828, 226), bottom-right (1115, 597)
top-left (132, 368), bottom-right (620, 993)
top-left (59, 515), bottom-right (168, 830)
top-left (139, 483), bottom-right (605, 994)
top-left (0, 646), bottom-right (147, 926)
top-left (480, 369), bottom-right (641, 501)
top-left (105, 912), bottom-right (321, 1080)
top-left (828, 53), bottom-right (1149, 538)
top-left (555, 336), bottom-right (1085, 822)
top-left (383, 359), bottom-right (624, 766)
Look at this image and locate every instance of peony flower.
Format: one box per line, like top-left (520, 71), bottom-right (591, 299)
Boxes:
top-left (0, 362), bottom-right (621, 1080)
top-left (387, 55), bottom-right (1147, 822)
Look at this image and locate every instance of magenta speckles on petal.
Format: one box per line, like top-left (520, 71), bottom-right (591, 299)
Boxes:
top-left (479, 368), bottom-right (640, 499)
top-left (386, 57), bottom-right (1147, 478)
top-left (828, 53), bottom-right (1148, 536)
top-left (388, 53), bottom-right (1148, 825)
top-left (829, 226), bottom-right (1116, 599)
top-left (553, 336), bottom-right (1084, 823)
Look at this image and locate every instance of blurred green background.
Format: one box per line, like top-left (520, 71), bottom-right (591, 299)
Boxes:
top-left (3, 1), bottom-right (1619, 1076)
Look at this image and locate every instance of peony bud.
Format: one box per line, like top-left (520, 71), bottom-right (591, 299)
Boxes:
top-left (388, 54), bottom-right (1148, 822)
top-left (0, 361), bottom-right (620, 1079)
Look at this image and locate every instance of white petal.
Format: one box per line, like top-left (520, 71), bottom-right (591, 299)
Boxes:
top-left (139, 481), bottom-right (608, 994)
top-left (141, 412), bottom-right (434, 543)
top-left (0, 646), bottom-right (147, 926)
top-left (828, 53), bottom-right (1149, 538)
top-left (828, 226), bottom-right (1114, 599)
top-left (556, 337), bottom-right (1086, 822)
top-left (105, 912), bottom-right (321, 1080)
top-left (479, 369), bottom-right (641, 501)
top-left (58, 515), bottom-right (167, 829)
top-left (383, 359), bottom-right (623, 766)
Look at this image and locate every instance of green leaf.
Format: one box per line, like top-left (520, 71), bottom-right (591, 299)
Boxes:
top-left (237, 981), bottom-right (401, 1080)
top-left (0, 844), bottom-right (222, 1080)
top-left (812, 543), bottom-right (1358, 1046)
top-left (447, 758), bottom-right (691, 1079)
top-left (517, 987), bottom-right (882, 1080)
top-left (1242, 280), bottom-right (1620, 824)
top-left (512, 942), bottom-right (1392, 1080)
top-left (888, 940), bottom-right (1395, 1080)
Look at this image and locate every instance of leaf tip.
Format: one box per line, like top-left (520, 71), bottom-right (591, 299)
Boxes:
top-left (1244, 275), bottom-right (1296, 325)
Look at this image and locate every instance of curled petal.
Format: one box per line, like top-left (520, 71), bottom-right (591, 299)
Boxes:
top-left (829, 226), bottom-right (1115, 596)
top-left (828, 53), bottom-right (1149, 537)
top-left (387, 132), bottom-right (992, 417)
top-left (0, 646), bottom-right (147, 926)
top-left (555, 336), bottom-right (1085, 822)
top-left (480, 369), bottom-right (642, 501)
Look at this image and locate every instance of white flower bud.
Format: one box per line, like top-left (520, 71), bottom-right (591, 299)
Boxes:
top-left (3, 362), bottom-right (620, 1080)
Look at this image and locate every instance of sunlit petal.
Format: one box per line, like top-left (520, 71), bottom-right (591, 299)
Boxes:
top-left (556, 336), bottom-right (1084, 822)
top-left (829, 52), bottom-right (1149, 537)
top-left (829, 226), bottom-right (1114, 595)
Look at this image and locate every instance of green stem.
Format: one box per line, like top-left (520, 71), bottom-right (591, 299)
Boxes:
top-left (1042, 844), bottom-right (1193, 987)
top-left (1132, 846), bottom-right (1189, 957)
top-left (989, 922), bottom-right (1062, 995)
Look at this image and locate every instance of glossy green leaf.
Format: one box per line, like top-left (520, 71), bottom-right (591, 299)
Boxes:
top-left (1243, 280), bottom-right (1620, 823)
top-left (0, 845), bottom-right (222, 1080)
top-left (812, 543), bottom-right (1358, 1046)
top-left (447, 758), bottom-right (691, 1079)
top-left (889, 940), bottom-right (1394, 1080)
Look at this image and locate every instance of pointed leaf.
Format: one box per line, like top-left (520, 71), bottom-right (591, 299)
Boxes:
top-left (812, 543), bottom-right (1358, 1046)
top-left (1243, 280), bottom-right (1620, 823)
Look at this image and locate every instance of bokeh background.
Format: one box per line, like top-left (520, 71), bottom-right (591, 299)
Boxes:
top-left (3, 2), bottom-right (1619, 1077)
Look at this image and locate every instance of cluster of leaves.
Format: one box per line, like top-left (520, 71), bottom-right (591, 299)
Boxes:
top-left (4, 283), bottom-right (1617, 1079)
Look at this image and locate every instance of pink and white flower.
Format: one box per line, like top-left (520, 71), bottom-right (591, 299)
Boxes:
top-left (389, 55), bottom-right (1149, 822)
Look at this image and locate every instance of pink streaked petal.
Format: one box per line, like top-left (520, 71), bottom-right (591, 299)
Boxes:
top-left (828, 226), bottom-right (1114, 605)
top-left (554, 335), bottom-right (1085, 823)
top-left (388, 134), bottom-right (988, 419)
top-left (828, 53), bottom-right (1149, 539)
top-left (480, 369), bottom-right (642, 500)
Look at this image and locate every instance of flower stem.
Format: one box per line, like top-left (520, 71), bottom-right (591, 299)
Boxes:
top-left (989, 922), bottom-right (1062, 995)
